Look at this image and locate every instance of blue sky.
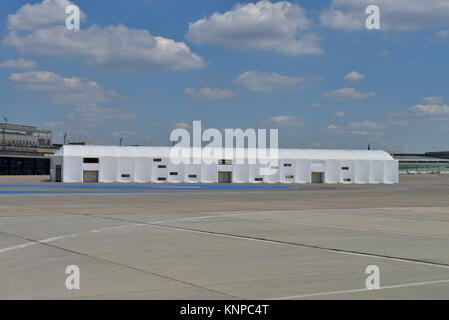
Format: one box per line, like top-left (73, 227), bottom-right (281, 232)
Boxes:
top-left (0, 0), bottom-right (448, 152)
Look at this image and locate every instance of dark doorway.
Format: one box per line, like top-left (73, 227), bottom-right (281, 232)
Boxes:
top-left (218, 171), bottom-right (232, 183)
top-left (311, 172), bottom-right (324, 183)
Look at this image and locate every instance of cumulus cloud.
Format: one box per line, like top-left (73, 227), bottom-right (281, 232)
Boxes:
top-left (67, 104), bottom-right (135, 125)
top-left (9, 71), bottom-right (123, 107)
top-left (421, 96), bottom-right (444, 105)
top-left (234, 70), bottom-right (321, 92)
top-left (112, 131), bottom-right (137, 137)
top-left (0, 58), bottom-right (37, 70)
top-left (437, 30), bottom-right (449, 39)
top-left (388, 97), bottom-right (449, 129)
top-left (186, 0), bottom-right (323, 56)
top-left (323, 87), bottom-right (375, 101)
top-left (174, 122), bottom-right (191, 129)
top-left (332, 111), bottom-right (345, 118)
top-left (409, 104), bottom-right (449, 115)
top-left (184, 87), bottom-right (239, 100)
top-left (9, 71), bottom-right (133, 125)
top-left (324, 121), bottom-right (385, 136)
top-left (343, 71), bottom-right (364, 81)
top-left (4, 1), bottom-right (204, 71)
top-left (349, 121), bottom-right (384, 130)
top-left (405, 97), bottom-right (449, 116)
top-left (321, 0), bottom-right (449, 31)
top-left (7, 0), bottom-right (87, 31)
top-left (259, 115), bottom-right (305, 127)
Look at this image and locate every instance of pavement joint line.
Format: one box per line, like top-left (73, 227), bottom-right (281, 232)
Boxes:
top-left (0, 228), bottom-right (243, 300)
top-left (232, 215), bottom-right (449, 240)
top-left (84, 213), bottom-right (449, 271)
top-left (267, 278), bottom-right (449, 300)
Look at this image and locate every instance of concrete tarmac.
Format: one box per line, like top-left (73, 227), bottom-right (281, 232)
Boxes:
top-left (0, 175), bottom-right (448, 299)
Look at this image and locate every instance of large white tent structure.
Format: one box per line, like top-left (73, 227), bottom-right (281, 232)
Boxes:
top-left (50, 145), bottom-right (398, 184)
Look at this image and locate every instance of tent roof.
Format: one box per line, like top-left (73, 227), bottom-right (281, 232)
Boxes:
top-left (54, 145), bottom-right (394, 161)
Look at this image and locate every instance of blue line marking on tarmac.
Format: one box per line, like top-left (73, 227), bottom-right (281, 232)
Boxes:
top-left (0, 184), bottom-right (296, 194)
top-left (0, 184), bottom-right (295, 190)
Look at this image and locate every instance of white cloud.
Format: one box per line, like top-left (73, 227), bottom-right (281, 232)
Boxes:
top-left (323, 121), bottom-right (385, 137)
top-left (409, 104), bottom-right (449, 115)
top-left (10, 71), bottom-right (134, 125)
top-left (437, 30), bottom-right (449, 39)
top-left (421, 96), bottom-right (444, 105)
top-left (174, 122), bottom-right (191, 129)
top-left (9, 71), bottom-right (123, 107)
top-left (260, 115), bottom-right (305, 127)
top-left (312, 102), bottom-right (322, 108)
top-left (343, 71), bottom-right (364, 81)
top-left (234, 70), bottom-right (321, 92)
top-left (44, 121), bottom-right (65, 128)
top-left (67, 104), bottom-right (135, 125)
top-left (186, 0), bottom-right (323, 56)
top-left (112, 131), bottom-right (137, 137)
top-left (406, 97), bottom-right (449, 116)
top-left (0, 58), bottom-right (37, 70)
top-left (349, 121), bottom-right (384, 130)
top-left (4, 1), bottom-right (204, 71)
top-left (332, 111), bottom-right (345, 118)
top-left (323, 87), bottom-right (375, 101)
top-left (184, 87), bottom-right (239, 100)
top-left (7, 0), bottom-right (87, 31)
top-left (321, 0), bottom-right (449, 31)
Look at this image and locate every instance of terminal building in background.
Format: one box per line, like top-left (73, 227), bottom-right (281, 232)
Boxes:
top-left (0, 123), bottom-right (58, 175)
top-left (393, 152), bottom-right (449, 174)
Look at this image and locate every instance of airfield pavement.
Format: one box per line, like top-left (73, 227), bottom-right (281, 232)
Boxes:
top-left (0, 175), bottom-right (448, 299)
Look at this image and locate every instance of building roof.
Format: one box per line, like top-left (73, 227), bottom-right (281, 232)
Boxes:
top-left (394, 155), bottom-right (449, 162)
top-left (54, 145), bottom-right (395, 161)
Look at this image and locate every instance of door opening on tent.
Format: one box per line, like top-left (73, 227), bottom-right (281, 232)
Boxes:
top-left (55, 165), bottom-right (62, 182)
top-left (218, 171), bottom-right (232, 183)
top-left (83, 170), bottom-right (99, 183)
top-left (311, 172), bottom-right (324, 183)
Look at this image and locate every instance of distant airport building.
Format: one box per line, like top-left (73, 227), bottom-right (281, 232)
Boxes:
top-left (51, 145), bottom-right (399, 184)
top-left (0, 123), bottom-right (57, 175)
top-left (393, 153), bottom-right (449, 174)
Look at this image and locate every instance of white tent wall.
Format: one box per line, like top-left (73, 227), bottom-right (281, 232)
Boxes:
top-left (355, 160), bottom-right (370, 184)
top-left (50, 155), bottom-right (62, 182)
top-left (340, 160), bottom-right (355, 183)
top-left (280, 159), bottom-right (295, 183)
top-left (99, 157), bottom-right (117, 183)
top-left (249, 163), bottom-right (264, 183)
top-left (265, 162), bottom-right (280, 183)
top-left (63, 156), bottom-right (83, 183)
top-left (185, 164), bottom-right (201, 182)
top-left (369, 160), bottom-right (384, 184)
top-left (167, 160), bottom-right (184, 183)
top-left (54, 146), bottom-right (398, 184)
top-left (134, 158), bottom-right (151, 183)
top-left (233, 163), bottom-right (249, 183)
top-left (384, 160), bottom-right (399, 184)
top-left (324, 160), bottom-right (339, 183)
top-left (296, 159), bottom-right (311, 183)
top-left (201, 163), bottom-right (218, 183)
top-left (151, 157), bottom-right (168, 183)
top-left (117, 157), bottom-right (134, 183)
